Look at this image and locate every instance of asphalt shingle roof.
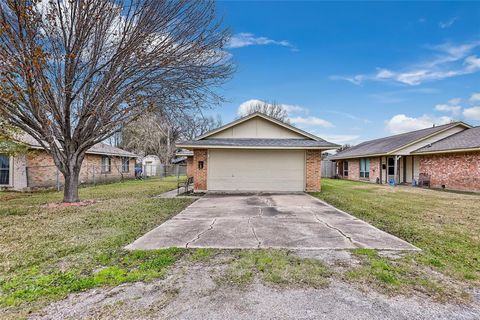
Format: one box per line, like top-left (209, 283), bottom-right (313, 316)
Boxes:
top-left (20, 134), bottom-right (137, 157)
top-left (177, 138), bottom-right (338, 148)
top-left (330, 122), bottom-right (467, 159)
top-left (413, 127), bottom-right (480, 153)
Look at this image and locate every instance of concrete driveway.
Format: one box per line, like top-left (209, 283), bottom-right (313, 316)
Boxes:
top-left (126, 193), bottom-right (417, 251)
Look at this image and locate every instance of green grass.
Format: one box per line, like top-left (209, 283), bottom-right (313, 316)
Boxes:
top-left (0, 177), bottom-right (193, 317)
top-left (312, 179), bottom-right (480, 294)
top-left (221, 250), bottom-right (331, 288)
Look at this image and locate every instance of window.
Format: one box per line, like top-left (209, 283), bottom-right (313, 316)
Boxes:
top-left (360, 158), bottom-right (370, 179)
top-left (388, 157), bottom-right (395, 175)
top-left (121, 157), bottom-right (129, 173)
top-left (0, 154), bottom-right (11, 185)
top-left (101, 156), bottom-right (111, 173)
top-left (343, 160), bottom-right (349, 177)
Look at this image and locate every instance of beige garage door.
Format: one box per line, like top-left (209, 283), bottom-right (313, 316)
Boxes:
top-left (208, 149), bottom-right (305, 191)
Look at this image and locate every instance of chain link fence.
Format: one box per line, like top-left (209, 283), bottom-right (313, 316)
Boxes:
top-left (25, 163), bottom-right (186, 190)
top-left (140, 164), bottom-right (186, 179)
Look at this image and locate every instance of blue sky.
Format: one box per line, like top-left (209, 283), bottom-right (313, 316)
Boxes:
top-left (210, 1), bottom-right (480, 145)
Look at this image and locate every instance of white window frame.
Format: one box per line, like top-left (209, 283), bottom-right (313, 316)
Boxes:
top-left (343, 160), bottom-right (349, 177)
top-left (101, 156), bottom-right (111, 173)
top-left (0, 154), bottom-right (13, 186)
top-left (121, 157), bottom-right (129, 173)
top-left (360, 158), bottom-right (370, 179)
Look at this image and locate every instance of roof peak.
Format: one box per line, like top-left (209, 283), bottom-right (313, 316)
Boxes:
top-left (194, 111), bottom-right (326, 142)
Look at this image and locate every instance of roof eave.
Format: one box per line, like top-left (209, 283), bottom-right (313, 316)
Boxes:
top-left (330, 153), bottom-right (387, 160)
top-left (175, 144), bottom-right (338, 150)
top-left (412, 147), bottom-right (480, 155)
top-left (387, 122), bottom-right (472, 155)
top-left (27, 145), bottom-right (138, 158)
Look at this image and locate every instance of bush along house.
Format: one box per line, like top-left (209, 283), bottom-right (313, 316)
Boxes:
top-left (0, 135), bottom-right (138, 191)
top-left (330, 122), bottom-right (480, 192)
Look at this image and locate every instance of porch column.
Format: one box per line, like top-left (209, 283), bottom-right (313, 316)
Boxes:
top-left (393, 155), bottom-right (402, 184)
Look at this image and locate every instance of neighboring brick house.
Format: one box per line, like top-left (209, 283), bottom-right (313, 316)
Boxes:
top-left (0, 135), bottom-right (137, 191)
top-left (330, 122), bottom-right (480, 192)
top-left (176, 112), bottom-right (339, 193)
top-left (412, 127), bottom-right (480, 192)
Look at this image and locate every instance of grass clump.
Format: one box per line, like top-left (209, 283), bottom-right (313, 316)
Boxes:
top-left (0, 248), bottom-right (184, 307)
top-left (222, 250), bottom-right (330, 288)
top-left (189, 248), bottom-right (216, 262)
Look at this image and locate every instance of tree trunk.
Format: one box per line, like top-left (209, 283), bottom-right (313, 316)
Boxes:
top-left (63, 170), bottom-right (80, 203)
top-left (62, 157), bottom-right (83, 203)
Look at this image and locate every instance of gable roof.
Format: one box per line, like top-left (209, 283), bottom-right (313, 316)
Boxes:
top-left (195, 112), bottom-right (323, 141)
top-left (413, 126), bottom-right (480, 154)
top-left (330, 122), bottom-right (471, 159)
top-left (177, 112), bottom-right (340, 150)
top-left (20, 134), bottom-right (138, 158)
top-left (176, 138), bottom-right (338, 149)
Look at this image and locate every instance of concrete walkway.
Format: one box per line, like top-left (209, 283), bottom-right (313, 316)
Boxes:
top-left (126, 193), bottom-right (418, 251)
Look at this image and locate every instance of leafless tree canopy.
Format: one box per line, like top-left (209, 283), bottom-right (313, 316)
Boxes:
top-left (336, 144), bottom-right (352, 153)
top-left (0, 0), bottom-right (233, 201)
top-left (120, 110), bottom-right (221, 164)
top-left (241, 101), bottom-right (290, 123)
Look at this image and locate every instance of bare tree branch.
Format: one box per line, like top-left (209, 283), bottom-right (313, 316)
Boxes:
top-left (0, 0), bottom-right (233, 202)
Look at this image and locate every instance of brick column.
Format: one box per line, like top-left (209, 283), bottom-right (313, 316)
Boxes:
top-left (193, 149), bottom-right (208, 191)
top-left (305, 150), bottom-right (321, 192)
top-left (186, 156), bottom-right (194, 177)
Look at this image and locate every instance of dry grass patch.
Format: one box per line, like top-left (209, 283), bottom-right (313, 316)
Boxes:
top-left (0, 178), bottom-right (193, 318)
top-left (312, 179), bottom-right (480, 299)
top-left (220, 250), bottom-right (331, 288)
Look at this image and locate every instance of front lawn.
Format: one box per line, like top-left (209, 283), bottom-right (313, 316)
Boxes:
top-left (312, 179), bottom-right (480, 293)
top-left (0, 177), bottom-right (194, 318)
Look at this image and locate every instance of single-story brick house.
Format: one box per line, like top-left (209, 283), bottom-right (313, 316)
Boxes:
top-left (176, 112), bottom-right (339, 192)
top-left (330, 122), bottom-right (480, 192)
top-left (0, 135), bottom-right (138, 191)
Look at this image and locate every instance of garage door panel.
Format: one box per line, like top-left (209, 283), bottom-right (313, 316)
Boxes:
top-left (208, 150), bottom-right (305, 191)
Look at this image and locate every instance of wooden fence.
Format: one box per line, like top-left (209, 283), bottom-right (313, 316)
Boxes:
top-left (321, 160), bottom-right (336, 178)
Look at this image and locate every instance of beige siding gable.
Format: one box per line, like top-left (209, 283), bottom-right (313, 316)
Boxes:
top-left (207, 117), bottom-right (307, 139)
top-left (394, 126), bottom-right (467, 155)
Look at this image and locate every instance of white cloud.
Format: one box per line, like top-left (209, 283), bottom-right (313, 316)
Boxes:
top-left (237, 99), bottom-right (306, 117)
top-left (385, 114), bottom-right (453, 134)
top-left (289, 116), bottom-right (334, 128)
top-left (331, 40), bottom-right (480, 86)
top-left (237, 99), bottom-right (334, 129)
top-left (439, 17), bottom-right (457, 29)
top-left (434, 104), bottom-right (462, 115)
top-left (463, 106), bottom-right (480, 121)
top-left (319, 134), bottom-right (361, 145)
top-left (448, 97), bottom-right (462, 105)
top-left (470, 93), bottom-right (480, 102)
top-left (227, 33), bottom-right (296, 51)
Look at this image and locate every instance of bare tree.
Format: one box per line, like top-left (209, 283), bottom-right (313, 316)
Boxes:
top-left (120, 110), bottom-right (181, 165)
top-left (180, 114), bottom-right (222, 141)
top-left (120, 110), bottom-right (221, 164)
top-left (336, 144), bottom-right (352, 153)
top-left (0, 116), bottom-right (27, 154)
top-left (240, 100), bottom-right (290, 123)
top-left (0, 0), bottom-right (233, 202)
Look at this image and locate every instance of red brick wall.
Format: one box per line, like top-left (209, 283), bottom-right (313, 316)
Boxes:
top-left (193, 149), bottom-right (208, 191)
top-left (370, 157), bottom-right (381, 183)
top-left (25, 150), bottom-right (135, 188)
top-left (419, 151), bottom-right (480, 192)
top-left (347, 158), bottom-right (360, 180)
top-left (305, 150), bottom-right (321, 192)
top-left (186, 156), bottom-right (194, 177)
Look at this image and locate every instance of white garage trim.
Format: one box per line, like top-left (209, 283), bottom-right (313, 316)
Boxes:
top-left (207, 149), bottom-right (306, 192)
